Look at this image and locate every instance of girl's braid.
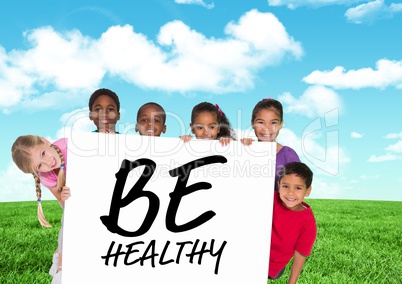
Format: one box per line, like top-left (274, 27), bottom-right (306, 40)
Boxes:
top-left (50, 144), bottom-right (66, 192)
top-left (33, 172), bottom-right (52, 228)
top-left (33, 173), bottom-right (42, 201)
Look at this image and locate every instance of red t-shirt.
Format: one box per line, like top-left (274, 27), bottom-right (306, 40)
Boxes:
top-left (268, 192), bottom-right (317, 278)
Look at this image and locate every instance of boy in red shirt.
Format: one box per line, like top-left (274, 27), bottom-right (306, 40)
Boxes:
top-left (269, 162), bottom-right (317, 283)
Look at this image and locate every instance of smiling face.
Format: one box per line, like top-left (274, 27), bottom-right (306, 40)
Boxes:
top-left (89, 95), bottom-right (120, 133)
top-left (191, 111), bottom-right (220, 140)
top-left (30, 143), bottom-right (62, 173)
top-left (278, 174), bottom-right (312, 211)
top-left (135, 105), bottom-right (166, 136)
top-left (252, 108), bottom-right (283, 142)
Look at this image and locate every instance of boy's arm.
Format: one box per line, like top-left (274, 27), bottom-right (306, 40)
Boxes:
top-left (288, 250), bottom-right (307, 284)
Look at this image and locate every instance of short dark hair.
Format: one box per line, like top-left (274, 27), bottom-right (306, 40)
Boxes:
top-left (88, 88), bottom-right (120, 112)
top-left (251, 98), bottom-right (283, 123)
top-left (137, 102), bottom-right (166, 124)
top-left (278, 162), bottom-right (313, 188)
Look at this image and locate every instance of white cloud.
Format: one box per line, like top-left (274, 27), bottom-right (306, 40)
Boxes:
top-left (385, 140), bottom-right (402, 153)
top-left (267, 0), bottom-right (363, 10)
top-left (55, 107), bottom-right (95, 139)
top-left (280, 127), bottom-right (350, 176)
top-left (368, 154), bottom-right (400, 162)
top-left (0, 161), bottom-right (56, 202)
top-left (385, 131), bottom-right (402, 139)
top-left (175, 0), bottom-right (214, 9)
top-left (0, 47), bottom-right (35, 109)
top-left (0, 9), bottom-right (303, 113)
top-left (302, 59), bottom-right (402, 89)
top-left (307, 177), bottom-right (342, 199)
top-left (279, 85), bottom-right (342, 118)
top-left (224, 10), bottom-right (303, 61)
top-left (367, 131), bottom-right (402, 161)
top-left (300, 140), bottom-right (350, 176)
top-left (18, 27), bottom-right (105, 89)
top-left (351, 132), bottom-right (363, 138)
top-left (359, 174), bottom-right (379, 180)
top-left (345, 0), bottom-right (402, 24)
top-left (20, 90), bottom-right (89, 113)
top-left (384, 131), bottom-right (402, 153)
top-left (268, 0), bottom-right (402, 26)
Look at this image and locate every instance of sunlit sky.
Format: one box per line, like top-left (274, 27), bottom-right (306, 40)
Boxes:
top-left (1, 0), bottom-right (402, 202)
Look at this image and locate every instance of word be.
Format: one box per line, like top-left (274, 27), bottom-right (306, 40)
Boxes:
top-left (101, 238), bottom-right (227, 275)
top-left (101, 155), bottom-right (227, 237)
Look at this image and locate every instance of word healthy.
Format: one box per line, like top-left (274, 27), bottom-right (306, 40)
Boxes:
top-left (101, 239), bottom-right (227, 274)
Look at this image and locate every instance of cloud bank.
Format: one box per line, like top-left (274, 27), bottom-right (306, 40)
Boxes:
top-left (302, 59), bottom-right (402, 89)
top-left (0, 9), bottom-right (303, 113)
top-left (345, 0), bottom-right (402, 24)
top-left (368, 131), bottom-right (402, 162)
top-left (268, 0), bottom-right (402, 25)
top-left (175, 0), bottom-right (215, 9)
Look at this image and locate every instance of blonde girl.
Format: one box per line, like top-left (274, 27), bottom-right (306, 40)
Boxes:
top-left (11, 135), bottom-right (71, 284)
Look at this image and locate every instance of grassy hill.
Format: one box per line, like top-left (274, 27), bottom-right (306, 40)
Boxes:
top-left (0, 199), bottom-right (401, 284)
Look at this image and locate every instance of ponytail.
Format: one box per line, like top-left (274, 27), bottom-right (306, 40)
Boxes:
top-left (33, 173), bottom-right (52, 228)
top-left (51, 144), bottom-right (66, 192)
top-left (214, 104), bottom-right (236, 140)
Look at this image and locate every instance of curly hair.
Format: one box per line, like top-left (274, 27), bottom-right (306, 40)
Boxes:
top-left (88, 88), bottom-right (120, 112)
top-left (191, 102), bottom-right (236, 140)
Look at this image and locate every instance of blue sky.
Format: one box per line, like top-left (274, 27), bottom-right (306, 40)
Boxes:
top-left (1, 0), bottom-right (402, 202)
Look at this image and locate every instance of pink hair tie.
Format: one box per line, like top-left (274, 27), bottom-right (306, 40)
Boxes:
top-left (215, 104), bottom-right (223, 117)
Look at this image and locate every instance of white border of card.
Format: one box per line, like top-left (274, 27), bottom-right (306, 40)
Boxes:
top-left (63, 132), bottom-right (275, 284)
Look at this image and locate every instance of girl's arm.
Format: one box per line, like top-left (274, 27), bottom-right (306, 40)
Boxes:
top-left (60, 186), bottom-right (71, 202)
top-left (219, 137), bottom-right (232, 146)
top-left (48, 186), bottom-right (71, 207)
top-left (240, 138), bottom-right (254, 146)
top-left (179, 135), bottom-right (193, 143)
top-left (288, 250), bottom-right (307, 284)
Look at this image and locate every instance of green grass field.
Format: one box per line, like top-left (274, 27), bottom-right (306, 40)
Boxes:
top-left (0, 201), bottom-right (61, 284)
top-left (0, 199), bottom-right (401, 283)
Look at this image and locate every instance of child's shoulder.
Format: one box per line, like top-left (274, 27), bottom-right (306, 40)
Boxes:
top-left (279, 145), bottom-right (296, 153)
top-left (277, 145), bottom-right (300, 162)
top-left (54, 137), bottom-right (68, 147)
top-left (301, 200), bottom-right (312, 211)
top-left (301, 201), bottom-right (316, 223)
